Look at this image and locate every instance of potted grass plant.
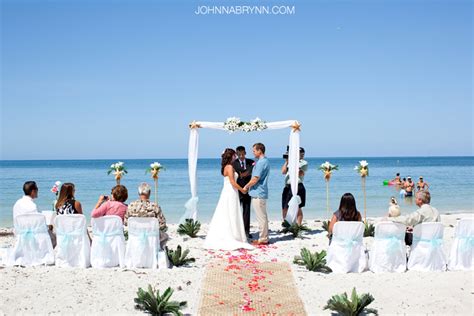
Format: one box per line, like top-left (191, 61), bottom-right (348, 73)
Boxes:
top-left (134, 284), bottom-right (187, 316)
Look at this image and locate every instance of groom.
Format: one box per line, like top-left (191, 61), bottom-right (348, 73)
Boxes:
top-left (232, 146), bottom-right (254, 239)
top-left (243, 143), bottom-right (270, 245)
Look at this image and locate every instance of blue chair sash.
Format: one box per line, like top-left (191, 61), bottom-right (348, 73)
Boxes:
top-left (333, 235), bottom-right (363, 254)
top-left (457, 235), bottom-right (474, 253)
top-left (375, 235), bottom-right (403, 254)
top-left (129, 230), bottom-right (160, 246)
top-left (16, 227), bottom-right (48, 251)
top-left (93, 229), bottom-right (124, 244)
top-left (413, 237), bottom-right (443, 247)
top-left (56, 229), bottom-right (84, 246)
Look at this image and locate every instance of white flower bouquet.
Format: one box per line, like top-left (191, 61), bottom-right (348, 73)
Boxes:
top-left (223, 117), bottom-right (267, 133)
top-left (146, 162), bottom-right (165, 179)
top-left (354, 160), bottom-right (369, 177)
top-left (318, 161), bottom-right (338, 181)
top-left (107, 161), bottom-right (128, 184)
top-left (223, 117), bottom-right (242, 133)
top-left (250, 117), bottom-right (267, 131)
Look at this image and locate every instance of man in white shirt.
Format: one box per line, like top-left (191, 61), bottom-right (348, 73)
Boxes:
top-left (13, 181), bottom-right (39, 220)
top-left (390, 191), bottom-right (440, 226)
top-left (389, 191), bottom-right (440, 245)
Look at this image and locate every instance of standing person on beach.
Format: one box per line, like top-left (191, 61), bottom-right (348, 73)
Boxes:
top-left (244, 143), bottom-right (270, 245)
top-left (281, 147), bottom-right (308, 225)
top-left (91, 185), bottom-right (128, 223)
top-left (232, 146), bottom-right (254, 239)
top-left (391, 173), bottom-right (402, 185)
top-left (416, 176), bottom-right (429, 192)
top-left (389, 191), bottom-right (440, 245)
top-left (55, 183), bottom-right (83, 215)
top-left (404, 177), bottom-right (415, 197)
top-left (203, 148), bottom-right (253, 250)
top-left (13, 181), bottom-right (39, 220)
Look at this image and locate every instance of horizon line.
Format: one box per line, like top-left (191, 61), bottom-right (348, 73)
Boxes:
top-left (1, 154), bottom-right (473, 162)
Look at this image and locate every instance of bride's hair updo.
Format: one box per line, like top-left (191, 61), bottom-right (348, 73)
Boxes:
top-left (221, 148), bottom-right (236, 175)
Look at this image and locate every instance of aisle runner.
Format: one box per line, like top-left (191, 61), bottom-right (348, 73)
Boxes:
top-left (198, 249), bottom-right (306, 315)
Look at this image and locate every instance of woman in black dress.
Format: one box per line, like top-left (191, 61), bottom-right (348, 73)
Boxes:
top-left (55, 182), bottom-right (83, 215)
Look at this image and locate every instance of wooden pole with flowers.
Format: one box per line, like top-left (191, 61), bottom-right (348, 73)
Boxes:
top-left (318, 162), bottom-right (338, 220)
top-left (355, 160), bottom-right (369, 222)
top-left (146, 162), bottom-right (165, 205)
top-left (108, 161), bottom-right (127, 185)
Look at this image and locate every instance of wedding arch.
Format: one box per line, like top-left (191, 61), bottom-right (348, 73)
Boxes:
top-left (180, 118), bottom-right (303, 224)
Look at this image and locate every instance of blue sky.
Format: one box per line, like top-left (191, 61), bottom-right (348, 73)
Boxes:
top-left (1, 0), bottom-right (472, 160)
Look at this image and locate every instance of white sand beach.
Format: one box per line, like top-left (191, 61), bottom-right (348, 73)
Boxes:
top-left (0, 213), bottom-right (473, 315)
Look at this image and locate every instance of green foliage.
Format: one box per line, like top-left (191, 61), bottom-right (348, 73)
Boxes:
top-left (177, 219), bottom-right (201, 238)
top-left (166, 245), bottom-right (196, 267)
top-left (364, 221), bottom-right (375, 237)
top-left (293, 248), bottom-right (332, 273)
top-left (281, 220), bottom-right (311, 238)
top-left (323, 287), bottom-right (377, 316)
top-left (134, 284), bottom-right (187, 316)
top-left (322, 220), bottom-right (330, 233)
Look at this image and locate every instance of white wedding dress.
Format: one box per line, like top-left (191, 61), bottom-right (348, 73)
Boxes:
top-left (204, 172), bottom-right (254, 250)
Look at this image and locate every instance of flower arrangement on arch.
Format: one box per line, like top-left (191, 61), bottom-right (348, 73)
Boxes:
top-left (223, 117), bottom-right (267, 133)
top-left (354, 160), bottom-right (369, 177)
top-left (107, 161), bottom-right (127, 185)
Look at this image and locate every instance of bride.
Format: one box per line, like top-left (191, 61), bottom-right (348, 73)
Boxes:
top-left (203, 148), bottom-right (254, 250)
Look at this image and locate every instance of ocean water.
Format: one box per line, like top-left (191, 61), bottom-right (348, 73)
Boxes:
top-left (0, 157), bottom-right (473, 227)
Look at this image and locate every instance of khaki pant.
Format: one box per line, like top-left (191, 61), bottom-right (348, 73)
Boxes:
top-left (252, 198), bottom-right (268, 243)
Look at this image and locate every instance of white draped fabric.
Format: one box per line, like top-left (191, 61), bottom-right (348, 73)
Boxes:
top-left (181, 120), bottom-right (301, 224)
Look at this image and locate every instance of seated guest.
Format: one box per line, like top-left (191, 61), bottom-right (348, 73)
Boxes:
top-left (55, 183), bottom-right (83, 215)
top-left (388, 197), bottom-right (401, 217)
top-left (389, 191), bottom-right (439, 245)
top-left (13, 181), bottom-right (56, 247)
top-left (91, 185), bottom-right (128, 223)
top-left (390, 191), bottom-right (439, 226)
top-left (125, 183), bottom-right (168, 247)
top-left (13, 181), bottom-right (39, 220)
top-left (328, 193), bottom-right (362, 239)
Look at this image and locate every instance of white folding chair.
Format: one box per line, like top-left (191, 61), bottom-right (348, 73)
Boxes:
top-left (369, 222), bottom-right (406, 273)
top-left (8, 214), bottom-right (55, 266)
top-left (90, 215), bottom-right (125, 268)
top-left (408, 222), bottom-right (446, 271)
top-left (124, 217), bottom-right (161, 269)
top-left (448, 218), bottom-right (473, 271)
top-left (55, 214), bottom-right (91, 268)
top-left (327, 222), bottom-right (367, 273)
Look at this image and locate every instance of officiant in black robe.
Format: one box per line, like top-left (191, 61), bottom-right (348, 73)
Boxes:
top-left (233, 146), bottom-right (254, 238)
